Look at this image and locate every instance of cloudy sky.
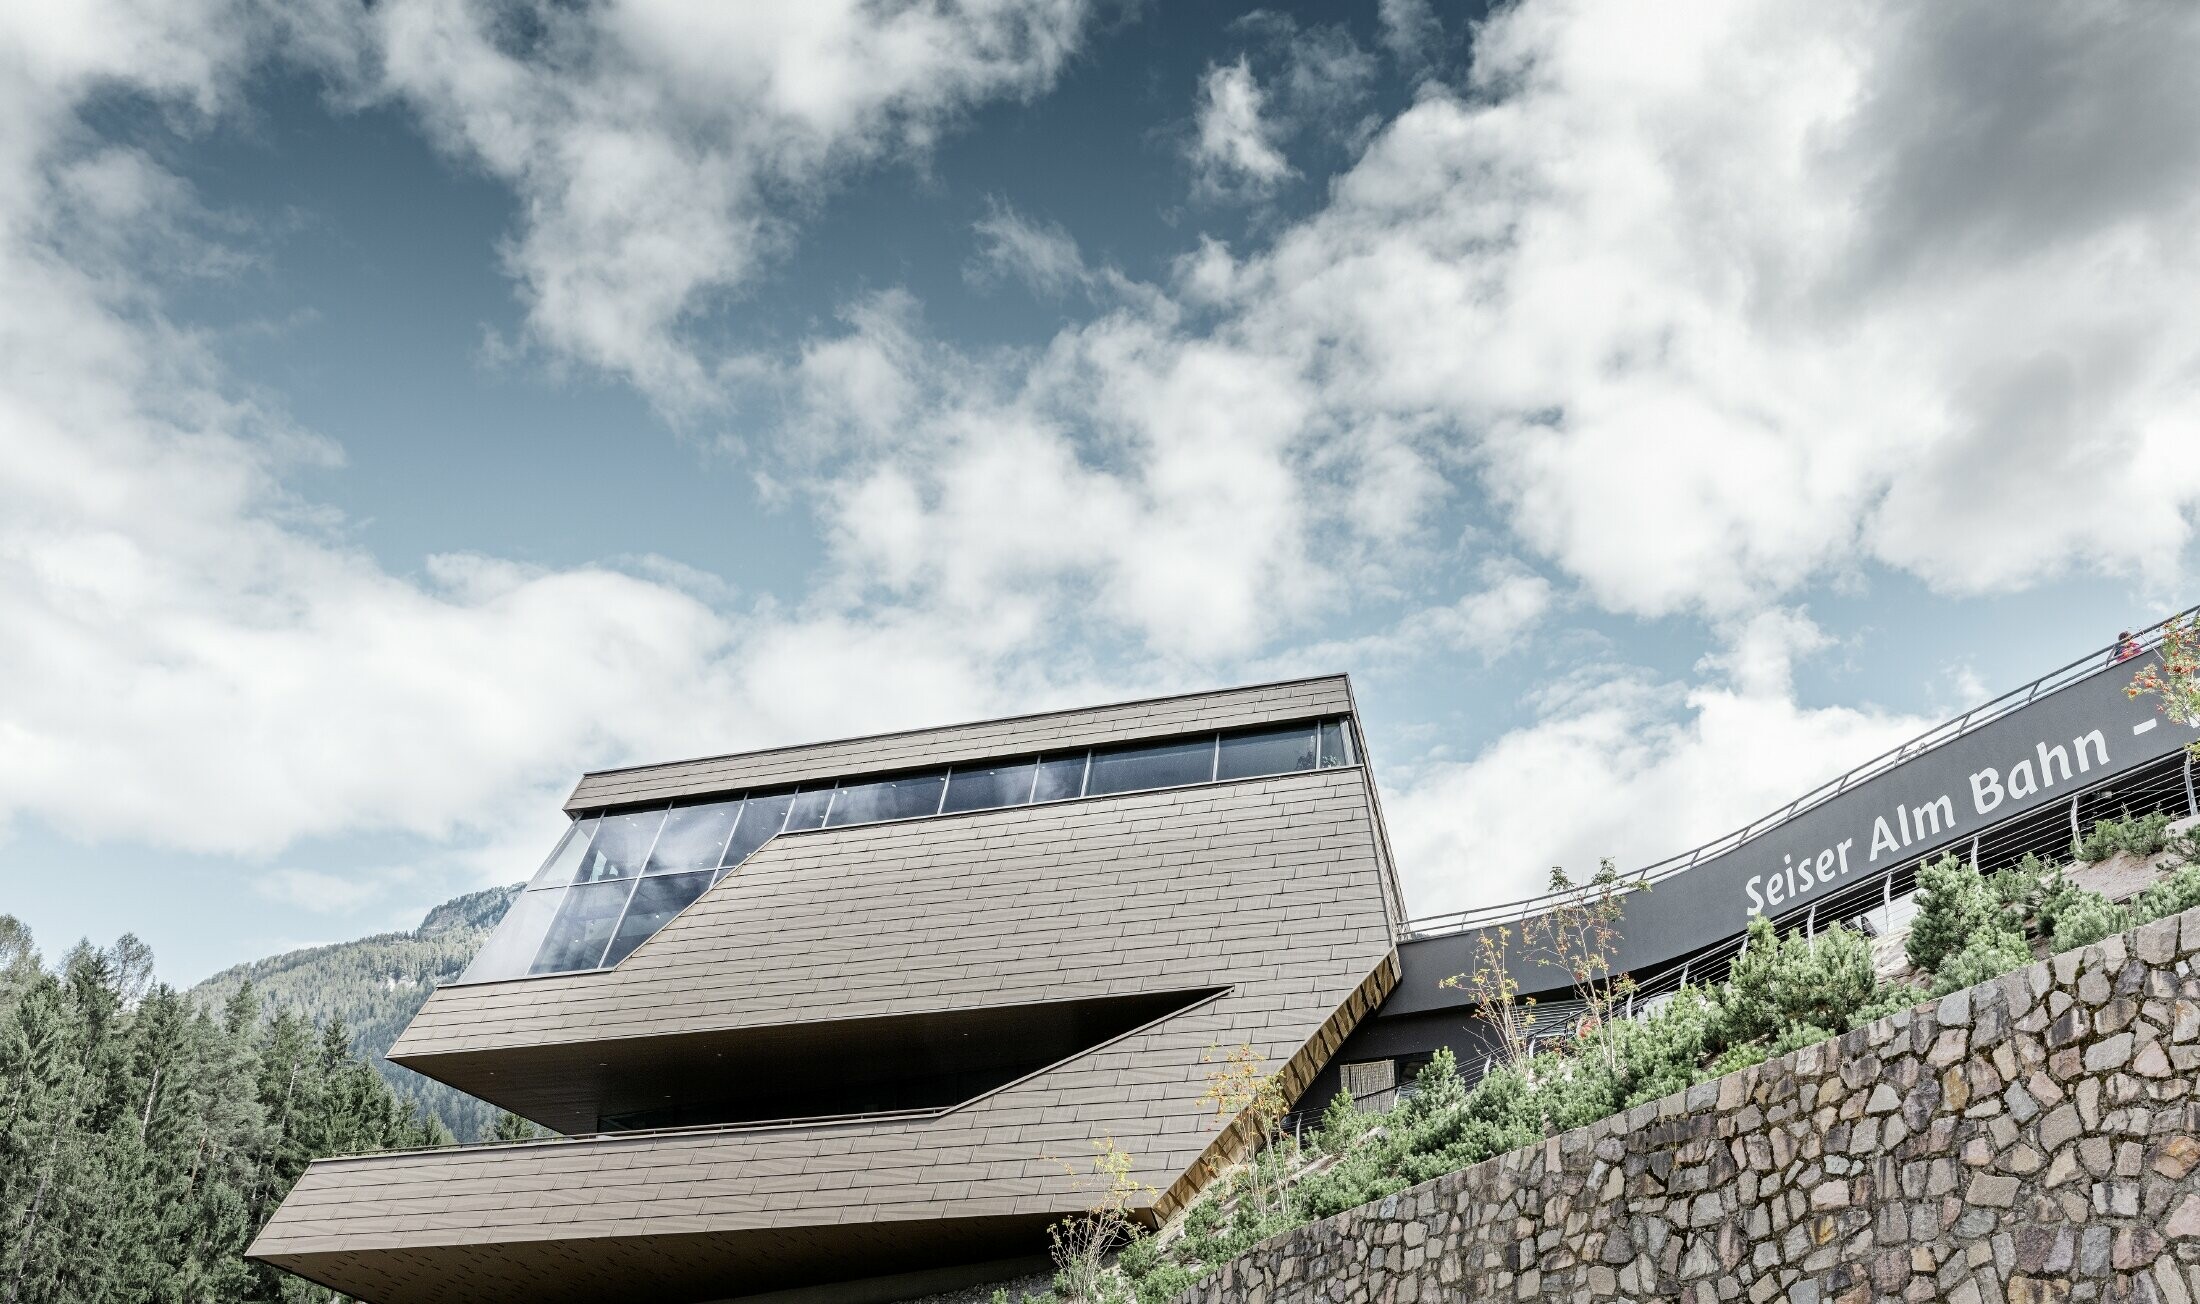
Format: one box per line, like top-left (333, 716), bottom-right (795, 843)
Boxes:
top-left (6, 0), bottom-right (2200, 985)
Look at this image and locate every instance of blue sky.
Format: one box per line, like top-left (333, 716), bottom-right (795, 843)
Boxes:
top-left (5, 0), bottom-right (2198, 985)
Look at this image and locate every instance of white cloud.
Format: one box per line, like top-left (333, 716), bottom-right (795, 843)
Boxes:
top-left (253, 868), bottom-right (384, 913)
top-left (1262, 565), bottom-right (1556, 677)
top-left (1384, 611), bottom-right (1930, 917)
top-left (966, 202), bottom-right (1090, 299)
top-left (1189, 58), bottom-right (1293, 199)
top-left (287, 0), bottom-right (1092, 410)
top-left (1204, 0), bottom-right (2200, 616)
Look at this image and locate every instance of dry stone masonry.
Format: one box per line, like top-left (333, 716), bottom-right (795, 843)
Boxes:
top-left (1186, 906), bottom-right (2200, 1304)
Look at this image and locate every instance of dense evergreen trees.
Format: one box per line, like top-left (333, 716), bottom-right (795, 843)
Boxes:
top-left (0, 918), bottom-right (448, 1303)
top-left (190, 884), bottom-right (521, 1141)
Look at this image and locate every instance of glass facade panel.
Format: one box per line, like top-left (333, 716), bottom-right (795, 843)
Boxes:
top-left (526, 816), bottom-right (599, 890)
top-left (941, 759), bottom-right (1038, 813)
top-left (458, 887), bottom-right (567, 982)
top-left (827, 772), bottom-right (946, 826)
top-left (645, 799), bottom-right (741, 875)
top-left (574, 808), bottom-right (665, 884)
top-left (1031, 754), bottom-right (1088, 802)
top-left (785, 787), bottom-right (835, 832)
top-left (719, 791), bottom-right (793, 870)
top-left (601, 871), bottom-right (714, 966)
top-left (1319, 719), bottom-right (1351, 768)
top-left (530, 880), bottom-right (634, 974)
top-left (1217, 723), bottom-right (1318, 780)
top-left (1085, 737), bottom-right (1216, 796)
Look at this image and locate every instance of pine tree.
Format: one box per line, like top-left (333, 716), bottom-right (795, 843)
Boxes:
top-left (0, 916), bottom-right (454, 1304)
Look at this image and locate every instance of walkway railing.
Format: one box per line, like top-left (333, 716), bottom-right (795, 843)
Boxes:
top-left (1401, 606), bottom-right (2198, 941)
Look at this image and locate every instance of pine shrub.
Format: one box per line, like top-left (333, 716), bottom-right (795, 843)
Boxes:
top-left (2134, 862), bottom-right (2200, 924)
top-left (1929, 927), bottom-right (2032, 996)
top-left (1905, 853), bottom-right (1996, 973)
top-left (1716, 918), bottom-right (1877, 1050)
top-left (2049, 892), bottom-right (2132, 954)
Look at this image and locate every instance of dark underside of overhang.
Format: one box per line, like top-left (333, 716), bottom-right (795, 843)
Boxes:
top-left (392, 987), bottom-right (1227, 1134)
top-left (259, 1211), bottom-right (1068, 1304)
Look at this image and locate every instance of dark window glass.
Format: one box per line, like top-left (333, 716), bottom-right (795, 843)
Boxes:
top-left (601, 871), bottom-right (714, 966)
top-left (941, 759), bottom-right (1037, 813)
top-left (1217, 723), bottom-right (1318, 780)
top-left (527, 817), bottom-right (599, 890)
top-left (827, 772), bottom-right (946, 826)
top-left (645, 799), bottom-right (741, 875)
top-left (460, 887), bottom-right (566, 982)
top-left (530, 880), bottom-right (634, 973)
top-left (786, 787), bottom-right (834, 832)
top-left (720, 791), bottom-right (793, 869)
top-left (1085, 737), bottom-right (1215, 796)
top-left (1031, 753), bottom-right (1088, 802)
top-left (1319, 719), bottom-right (1351, 767)
top-left (573, 808), bottom-right (664, 884)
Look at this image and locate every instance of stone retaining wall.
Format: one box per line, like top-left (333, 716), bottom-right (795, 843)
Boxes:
top-left (1185, 907), bottom-right (2200, 1304)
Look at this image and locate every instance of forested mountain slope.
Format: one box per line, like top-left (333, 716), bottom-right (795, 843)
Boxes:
top-left (190, 884), bottom-right (521, 1142)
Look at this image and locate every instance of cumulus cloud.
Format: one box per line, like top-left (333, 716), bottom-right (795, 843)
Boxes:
top-left (1206, 0), bottom-right (2200, 615)
top-left (1189, 58), bottom-right (1293, 199)
top-left (285, 0), bottom-right (1091, 410)
top-left (1384, 612), bottom-right (1930, 918)
top-left (0, 2), bottom-right (1097, 866)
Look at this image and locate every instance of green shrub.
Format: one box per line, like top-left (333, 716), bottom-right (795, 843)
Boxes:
top-left (1906, 853), bottom-right (1997, 973)
top-left (2049, 892), bottom-right (2132, 954)
top-left (2033, 866), bottom-right (2089, 941)
top-left (2134, 862), bottom-right (2200, 924)
top-left (1929, 927), bottom-right (2032, 995)
top-left (1715, 918), bottom-right (1877, 1050)
top-left (1604, 987), bottom-right (1717, 1108)
top-left (1702, 1041), bottom-right (1767, 1078)
top-left (1846, 982), bottom-right (1927, 1029)
top-left (2075, 812), bottom-right (2175, 862)
top-left (1767, 1022), bottom-right (1837, 1057)
top-left (1312, 1088), bottom-right (1369, 1157)
top-left (1987, 853), bottom-right (2055, 924)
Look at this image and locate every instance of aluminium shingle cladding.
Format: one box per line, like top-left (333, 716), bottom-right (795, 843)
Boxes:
top-left (562, 675), bottom-right (1354, 811)
top-left (397, 766), bottom-right (1386, 1058)
top-left (250, 682), bottom-right (1402, 1304)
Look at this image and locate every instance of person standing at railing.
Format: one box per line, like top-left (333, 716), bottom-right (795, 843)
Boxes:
top-left (2114, 631), bottom-right (2145, 665)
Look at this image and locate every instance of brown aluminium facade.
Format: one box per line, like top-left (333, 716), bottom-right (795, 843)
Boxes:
top-left (249, 676), bottom-right (1405, 1304)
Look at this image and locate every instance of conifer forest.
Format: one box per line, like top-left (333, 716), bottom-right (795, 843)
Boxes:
top-left (0, 917), bottom-right (450, 1303)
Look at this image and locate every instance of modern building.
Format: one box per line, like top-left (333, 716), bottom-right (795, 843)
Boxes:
top-left (249, 677), bottom-right (1408, 1303)
top-left (251, 619), bottom-right (2200, 1301)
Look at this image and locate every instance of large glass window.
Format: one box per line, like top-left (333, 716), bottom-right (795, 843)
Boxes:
top-left (645, 799), bottom-right (741, 875)
top-left (527, 816), bottom-right (599, 889)
top-left (601, 871), bottom-right (714, 966)
top-left (1032, 754), bottom-right (1088, 802)
top-left (1085, 737), bottom-right (1216, 796)
top-left (530, 880), bottom-right (635, 973)
top-left (719, 791), bottom-right (793, 871)
top-left (941, 760), bottom-right (1037, 813)
top-left (785, 787), bottom-right (834, 832)
top-left (574, 809), bottom-right (664, 884)
top-left (1218, 723), bottom-right (1318, 780)
top-left (1319, 719), bottom-right (1352, 768)
top-left (827, 772), bottom-right (946, 826)
top-left (459, 888), bottom-right (567, 982)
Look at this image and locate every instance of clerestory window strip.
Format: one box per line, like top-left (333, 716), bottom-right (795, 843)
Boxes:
top-left (458, 715), bottom-right (1361, 985)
